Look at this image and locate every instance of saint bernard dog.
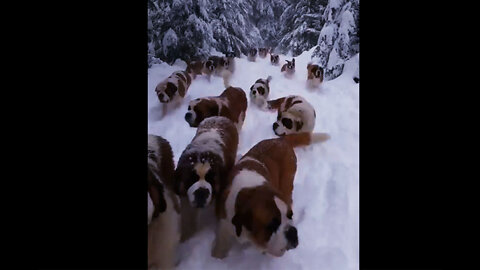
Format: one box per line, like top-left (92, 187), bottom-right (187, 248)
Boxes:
top-left (174, 116), bottom-right (239, 241)
top-left (270, 54), bottom-right (280, 66)
top-left (148, 134), bottom-right (181, 269)
top-left (258, 48), bottom-right (269, 58)
top-left (211, 132), bottom-right (330, 258)
top-left (306, 63), bottom-right (324, 88)
top-left (185, 86), bottom-right (247, 131)
top-left (202, 55), bottom-right (233, 87)
top-left (224, 51), bottom-right (236, 74)
top-left (267, 95), bottom-right (316, 136)
top-left (155, 70), bottom-right (193, 118)
top-left (186, 60), bottom-right (204, 80)
top-left (247, 48), bottom-right (257, 62)
top-left (280, 58), bottom-right (295, 78)
top-left (249, 76), bottom-right (272, 109)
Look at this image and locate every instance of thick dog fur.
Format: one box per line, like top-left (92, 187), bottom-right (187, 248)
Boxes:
top-left (267, 95), bottom-right (316, 136)
top-left (270, 54), bottom-right (280, 66)
top-left (258, 48), bottom-right (269, 58)
top-left (250, 76), bottom-right (272, 108)
top-left (280, 58), bottom-right (295, 78)
top-left (306, 63), bottom-right (324, 88)
top-left (185, 87), bottom-right (247, 131)
top-left (212, 132), bottom-right (330, 258)
top-left (174, 116), bottom-right (239, 241)
top-left (155, 70), bottom-right (193, 118)
top-left (148, 135), bottom-right (181, 269)
top-left (247, 48), bottom-right (257, 62)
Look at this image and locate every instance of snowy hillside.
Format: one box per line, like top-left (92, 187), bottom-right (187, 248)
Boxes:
top-left (148, 49), bottom-right (359, 270)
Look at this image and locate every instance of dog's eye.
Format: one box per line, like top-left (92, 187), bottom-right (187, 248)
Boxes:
top-left (257, 87), bottom-right (265, 95)
top-left (188, 106), bottom-right (191, 110)
top-left (282, 118), bottom-right (293, 129)
top-left (266, 217), bottom-right (280, 233)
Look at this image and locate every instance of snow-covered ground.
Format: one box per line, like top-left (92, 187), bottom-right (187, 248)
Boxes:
top-left (148, 48), bottom-right (359, 270)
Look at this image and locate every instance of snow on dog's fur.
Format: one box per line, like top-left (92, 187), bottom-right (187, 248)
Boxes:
top-left (174, 116), bottom-right (239, 242)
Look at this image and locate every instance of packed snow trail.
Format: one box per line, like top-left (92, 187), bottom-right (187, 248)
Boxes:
top-left (148, 48), bottom-right (359, 270)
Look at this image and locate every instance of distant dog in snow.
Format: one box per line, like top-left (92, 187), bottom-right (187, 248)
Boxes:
top-left (202, 55), bottom-right (233, 87)
top-left (185, 86), bottom-right (247, 131)
top-left (281, 58), bottom-right (295, 78)
top-left (249, 76), bottom-right (272, 109)
top-left (258, 48), bottom-right (269, 58)
top-left (306, 63), bottom-right (324, 89)
top-left (155, 70), bottom-right (193, 118)
top-left (270, 54), bottom-right (280, 66)
top-left (186, 60), bottom-right (204, 80)
top-left (247, 48), bottom-right (257, 62)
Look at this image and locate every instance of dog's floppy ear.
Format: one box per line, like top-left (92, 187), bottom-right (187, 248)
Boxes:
top-left (231, 213), bottom-right (243, 237)
top-left (173, 169), bottom-right (185, 196)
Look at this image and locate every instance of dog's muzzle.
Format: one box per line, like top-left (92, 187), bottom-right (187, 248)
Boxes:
top-left (193, 187), bottom-right (210, 208)
top-left (285, 226), bottom-right (298, 250)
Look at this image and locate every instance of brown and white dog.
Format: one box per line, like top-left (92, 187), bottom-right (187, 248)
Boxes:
top-left (267, 95), bottom-right (316, 136)
top-left (174, 116), bottom-right (239, 241)
top-left (148, 134), bottom-right (181, 269)
top-left (186, 60), bottom-right (204, 79)
top-left (247, 48), bottom-right (257, 62)
top-left (155, 70), bottom-right (193, 118)
top-left (185, 86), bottom-right (247, 131)
top-left (258, 48), bottom-right (269, 58)
top-left (224, 52), bottom-right (236, 74)
top-left (306, 63), bottom-right (324, 88)
top-left (211, 132), bottom-right (330, 258)
top-left (270, 54), bottom-right (280, 66)
top-left (280, 58), bottom-right (295, 78)
top-left (202, 55), bottom-right (233, 86)
top-left (250, 76), bottom-right (272, 108)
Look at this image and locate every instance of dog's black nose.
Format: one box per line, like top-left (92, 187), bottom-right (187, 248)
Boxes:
top-left (273, 122), bottom-right (279, 131)
top-left (285, 226), bottom-right (298, 250)
top-left (193, 187), bottom-right (210, 208)
top-left (185, 112), bottom-right (192, 121)
top-left (159, 93), bottom-right (164, 100)
top-left (252, 90), bottom-right (256, 95)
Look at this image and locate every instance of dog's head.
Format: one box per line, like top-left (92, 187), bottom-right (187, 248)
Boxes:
top-left (225, 51), bottom-right (236, 58)
top-left (258, 48), bottom-right (268, 57)
top-left (184, 98), bottom-right (219, 127)
top-left (272, 111), bottom-right (303, 136)
top-left (175, 154), bottom-right (222, 208)
top-left (270, 54), bottom-right (279, 64)
top-left (204, 59), bottom-right (216, 73)
top-left (156, 82), bottom-right (177, 103)
top-left (285, 58), bottom-right (295, 70)
top-left (219, 57), bottom-right (230, 69)
top-left (307, 64), bottom-right (323, 79)
top-left (231, 185), bottom-right (298, 257)
top-left (250, 76), bottom-right (271, 104)
top-left (249, 48), bottom-right (257, 57)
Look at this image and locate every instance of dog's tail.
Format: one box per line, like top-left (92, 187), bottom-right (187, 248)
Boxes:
top-left (266, 97), bottom-right (286, 110)
top-left (266, 75), bottom-right (272, 83)
top-left (281, 132), bottom-right (330, 148)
